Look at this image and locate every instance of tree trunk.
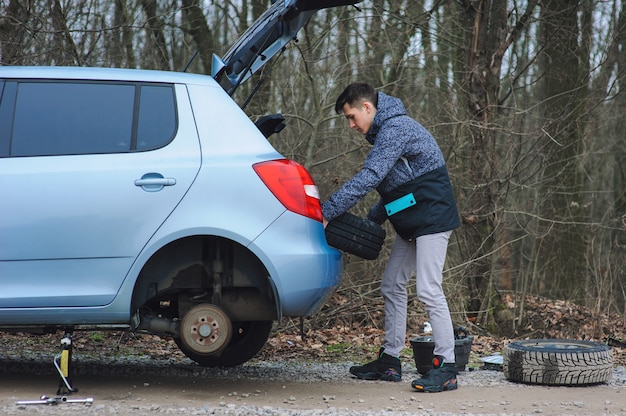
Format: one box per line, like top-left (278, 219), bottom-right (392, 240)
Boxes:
top-left (0, 0), bottom-right (32, 65)
top-left (452, 0), bottom-right (501, 325)
top-left (453, 0), bottom-right (537, 330)
top-left (141, 0), bottom-right (171, 70)
top-left (50, 0), bottom-right (81, 65)
top-left (611, 0), bottom-right (626, 314)
top-left (181, 0), bottom-right (215, 74)
top-left (537, 0), bottom-right (589, 300)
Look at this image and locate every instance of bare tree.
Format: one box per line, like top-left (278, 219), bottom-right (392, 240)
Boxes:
top-left (181, 0), bottom-right (215, 74)
top-left (0, 0), bottom-right (32, 65)
top-left (534, 0), bottom-right (589, 299)
top-left (1, 0), bottom-right (625, 334)
top-left (437, 0), bottom-right (537, 332)
top-left (109, 0), bottom-right (137, 68)
top-left (140, 0), bottom-right (171, 69)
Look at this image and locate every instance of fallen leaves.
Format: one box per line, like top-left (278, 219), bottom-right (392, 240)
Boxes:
top-left (0, 294), bottom-right (623, 367)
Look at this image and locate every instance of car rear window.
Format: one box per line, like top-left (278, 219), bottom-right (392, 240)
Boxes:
top-left (0, 80), bottom-right (177, 157)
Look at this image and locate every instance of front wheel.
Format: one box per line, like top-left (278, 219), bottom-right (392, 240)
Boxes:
top-left (175, 320), bottom-right (273, 367)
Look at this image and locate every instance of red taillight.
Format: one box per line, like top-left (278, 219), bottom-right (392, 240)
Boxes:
top-left (253, 159), bottom-right (323, 222)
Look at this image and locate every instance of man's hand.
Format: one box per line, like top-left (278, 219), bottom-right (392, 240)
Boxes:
top-left (322, 217), bottom-right (328, 229)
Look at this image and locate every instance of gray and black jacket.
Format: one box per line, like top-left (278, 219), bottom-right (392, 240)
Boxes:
top-left (321, 92), bottom-right (460, 240)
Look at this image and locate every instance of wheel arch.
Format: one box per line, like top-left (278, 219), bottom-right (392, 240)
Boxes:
top-left (131, 235), bottom-right (280, 324)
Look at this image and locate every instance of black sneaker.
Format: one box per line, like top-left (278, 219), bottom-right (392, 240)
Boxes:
top-left (411, 355), bottom-right (458, 392)
top-left (349, 347), bottom-right (402, 382)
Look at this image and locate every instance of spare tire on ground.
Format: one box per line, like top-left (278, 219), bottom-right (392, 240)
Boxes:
top-left (503, 339), bottom-right (613, 386)
top-left (325, 212), bottom-right (386, 260)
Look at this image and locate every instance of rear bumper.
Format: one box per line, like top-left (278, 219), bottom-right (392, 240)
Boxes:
top-left (249, 212), bottom-right (343, 317)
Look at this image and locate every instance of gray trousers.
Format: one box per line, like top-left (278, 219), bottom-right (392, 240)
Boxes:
top-left (380, 230), bottom-right (455, 362)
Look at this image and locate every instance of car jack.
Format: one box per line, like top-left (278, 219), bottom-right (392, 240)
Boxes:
top-left (54, 331), bottom-right (79, 395)
top-left (15, 331), bottom-right (93, 406)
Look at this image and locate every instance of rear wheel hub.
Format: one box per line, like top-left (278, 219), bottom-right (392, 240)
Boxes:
top-left (180, 304), bottom-right (232, 354)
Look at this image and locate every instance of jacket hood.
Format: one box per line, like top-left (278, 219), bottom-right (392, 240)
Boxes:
top-left (365, 92), bottom-right (407, 144)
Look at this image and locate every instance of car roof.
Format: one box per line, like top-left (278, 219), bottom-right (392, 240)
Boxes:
top-left (0, 66), bottom-right (218, 86)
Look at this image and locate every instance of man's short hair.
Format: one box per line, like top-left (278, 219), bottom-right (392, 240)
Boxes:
top-left (335, 82), bottom-right (378, 114)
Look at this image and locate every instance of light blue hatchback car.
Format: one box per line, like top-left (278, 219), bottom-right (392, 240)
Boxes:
top-left (0, 0), bottom-right (359, 367)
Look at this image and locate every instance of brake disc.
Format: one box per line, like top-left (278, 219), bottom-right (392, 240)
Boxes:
top-left (180, 304), bottom-right (232, 355)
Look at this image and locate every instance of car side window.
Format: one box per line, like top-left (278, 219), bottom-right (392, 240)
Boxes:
top-left (0, 80), bottom-right (9, 157)
top-left (1, 80), bottom-right (177, 157)
top-left (136, 85), bottom-right (177, 150)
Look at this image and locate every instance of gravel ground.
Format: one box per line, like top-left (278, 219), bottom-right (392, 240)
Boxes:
top-left (1, 350), bottom-right (625, 416)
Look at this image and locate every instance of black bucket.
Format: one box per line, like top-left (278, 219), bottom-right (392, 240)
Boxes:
top-left (410, 327), bottom-right (473, 375)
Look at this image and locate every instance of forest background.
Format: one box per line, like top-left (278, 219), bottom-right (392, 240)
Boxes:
top-left (1, 0), bottom-right (625, 338)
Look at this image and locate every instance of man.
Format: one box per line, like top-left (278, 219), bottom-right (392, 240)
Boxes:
top-left (322, 82), bottom-right (460, 392)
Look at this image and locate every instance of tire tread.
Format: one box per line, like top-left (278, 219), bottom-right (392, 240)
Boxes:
top-left (325, 212), bottom-right (386, 260)
top-left (503, 339), bottom-right (613, 386)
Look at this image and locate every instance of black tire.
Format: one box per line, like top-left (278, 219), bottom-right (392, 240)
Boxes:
top-left (325, 212), bottom-right (386, 260)
top-left (175, 320), bottom-right (272, 367)
top-left (503, 339), bottom-right (613, 386)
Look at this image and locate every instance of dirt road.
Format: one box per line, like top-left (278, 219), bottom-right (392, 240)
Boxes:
top-left (0, 330), bottom-right (624, 415)
top-left (1, 361), bottom-right (624, 415)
